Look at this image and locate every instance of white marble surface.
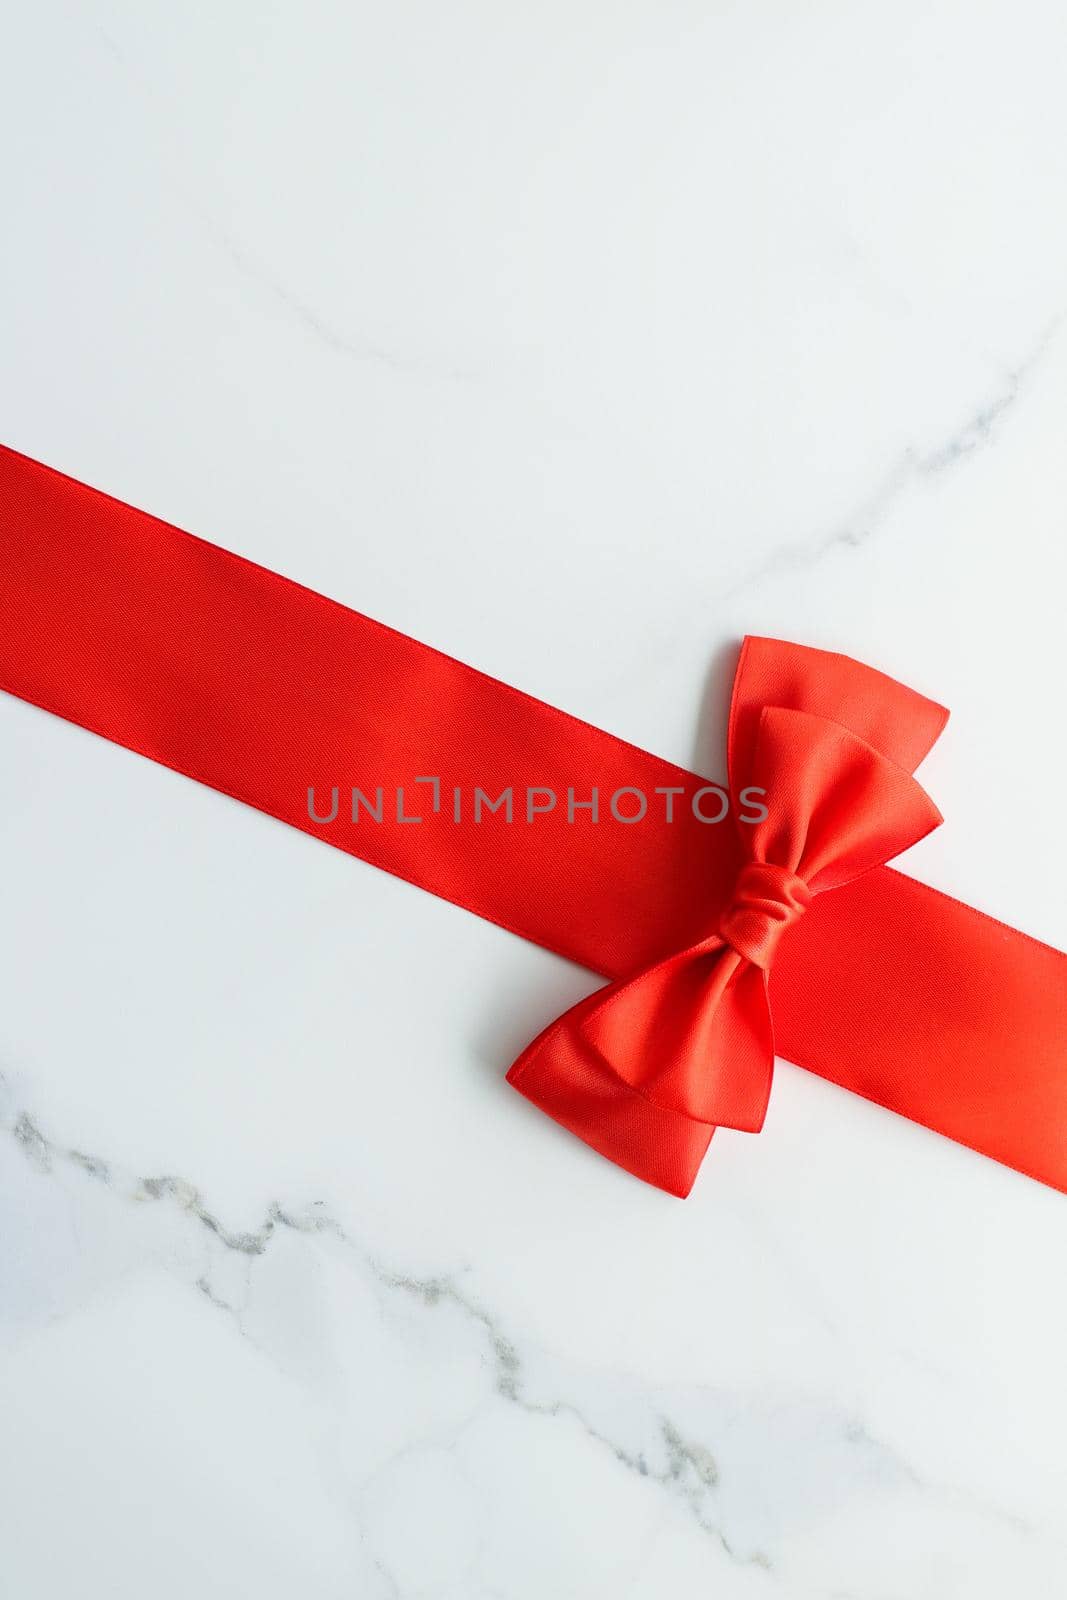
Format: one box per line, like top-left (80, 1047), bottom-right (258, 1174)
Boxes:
top-left (2, 3), bottom-right (1067, 1595)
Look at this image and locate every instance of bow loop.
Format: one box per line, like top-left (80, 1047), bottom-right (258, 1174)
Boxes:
top-left (740, 705), bottom-right (944, 898)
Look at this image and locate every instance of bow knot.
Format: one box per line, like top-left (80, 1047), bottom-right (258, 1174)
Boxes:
top-left (719, 861), bottom-right (811, 970)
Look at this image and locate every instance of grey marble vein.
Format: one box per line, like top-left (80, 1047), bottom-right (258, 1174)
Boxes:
top-left (86, 20), bottom-right (475, 386)
top-left (0, 1082), bottom-right (888, 1574)
top-left (5, 1076), bottom-right (1050, 1586)
top-left (720, 316), bottom-right (1062, 603)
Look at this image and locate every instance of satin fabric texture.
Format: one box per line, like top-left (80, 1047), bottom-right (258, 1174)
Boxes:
top-left (1, 442), bottom-right (1064, 1197)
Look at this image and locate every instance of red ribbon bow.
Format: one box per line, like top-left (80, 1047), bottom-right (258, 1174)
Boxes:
top-left (1, 445), bottom-right (1064, 1203)
top-left (509, 637), bottom-right (947, 1196)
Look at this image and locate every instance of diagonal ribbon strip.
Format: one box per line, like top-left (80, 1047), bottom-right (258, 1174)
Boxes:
top-left (0, 442), bottom-right (1064, 1197)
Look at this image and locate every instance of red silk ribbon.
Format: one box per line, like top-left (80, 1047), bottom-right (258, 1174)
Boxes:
top-left (1, 442), bottom-right (1064, 1197)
